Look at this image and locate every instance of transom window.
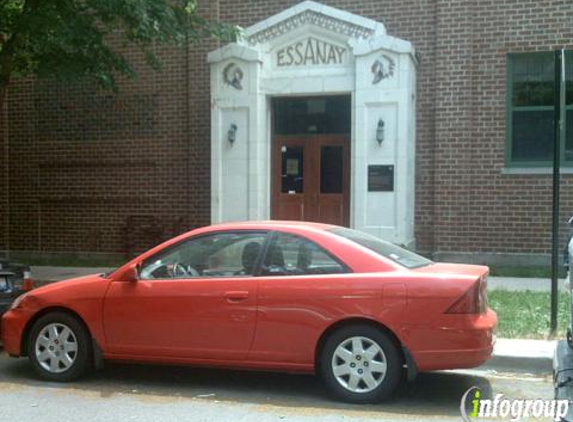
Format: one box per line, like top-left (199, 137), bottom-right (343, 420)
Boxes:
top-left (272, 96), bottom-right (351, 135)
top-left (506, 51), bottom-right (573, 166)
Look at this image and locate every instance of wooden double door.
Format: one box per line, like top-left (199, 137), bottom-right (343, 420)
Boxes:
top-left (271, 134), bottom-right (350, 226)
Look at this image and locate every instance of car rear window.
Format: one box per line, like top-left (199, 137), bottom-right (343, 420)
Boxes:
top-left (329, 227), bottom-right (433, 269)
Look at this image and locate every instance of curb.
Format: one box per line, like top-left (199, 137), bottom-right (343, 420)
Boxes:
top-left (484, 355), bottom-right (552, 373)
top-left (482, 339), bottom-right (555, 373)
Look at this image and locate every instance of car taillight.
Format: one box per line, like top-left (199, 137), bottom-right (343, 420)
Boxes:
top-left (446, 278), bottom-right (488, 314)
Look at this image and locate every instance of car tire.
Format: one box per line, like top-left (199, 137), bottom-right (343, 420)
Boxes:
top-left (28, 312), bottom-right (91, 382)
top-left (319, 324), bottom-right (402, 403)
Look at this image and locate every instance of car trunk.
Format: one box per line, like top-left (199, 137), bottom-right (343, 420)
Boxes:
top-left (412, 262), bottom-right (489, 280)
top-left (413, 262), bottom-right (490, 315)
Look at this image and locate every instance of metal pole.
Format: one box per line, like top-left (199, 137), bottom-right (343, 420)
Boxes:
top-left (569, 223), bottom-right (573, 347)
top-left (551, 49), bottom-right (566, 337)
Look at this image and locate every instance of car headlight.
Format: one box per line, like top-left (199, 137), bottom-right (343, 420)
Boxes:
top-left (10, 292), bottom-right (28, 310)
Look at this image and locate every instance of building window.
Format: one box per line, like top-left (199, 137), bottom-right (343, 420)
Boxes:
top-left (506, 51), bottom-right (573, 166)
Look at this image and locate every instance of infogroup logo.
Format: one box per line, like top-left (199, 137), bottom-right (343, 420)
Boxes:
top-left (460, 387), bottom-right (568, 422)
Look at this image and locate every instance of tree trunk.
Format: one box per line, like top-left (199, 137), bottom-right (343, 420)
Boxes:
top-left (0, 80), bottom-right (8, 111)
top-left (0, 34), bottom-right (17, 111)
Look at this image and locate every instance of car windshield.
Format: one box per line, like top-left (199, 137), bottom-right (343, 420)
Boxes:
top-left (329, 227), bottom-right (433, 269)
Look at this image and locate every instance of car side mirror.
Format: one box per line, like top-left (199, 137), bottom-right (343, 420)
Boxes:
top-left (122, 264), bottom-right (140, 282)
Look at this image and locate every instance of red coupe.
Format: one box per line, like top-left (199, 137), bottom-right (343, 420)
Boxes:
top-left (1, 221), bottom-right (496, 403)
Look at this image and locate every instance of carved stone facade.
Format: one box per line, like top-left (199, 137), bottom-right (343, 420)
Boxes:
top-left (246, 9), bottom-right (376, 46)
top-left (209, 1), bottom-right (417, 246)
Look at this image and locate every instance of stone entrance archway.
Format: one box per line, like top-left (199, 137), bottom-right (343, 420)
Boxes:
top-left (208, 1), bottom-right (417, 245)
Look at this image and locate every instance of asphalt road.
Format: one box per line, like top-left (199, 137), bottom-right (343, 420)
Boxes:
top-left (0, 351), bottom-right (553, 422)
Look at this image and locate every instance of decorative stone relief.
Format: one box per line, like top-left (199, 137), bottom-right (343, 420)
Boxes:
top-left (210, 2), bottom-right (416, 245)
top-left (247, 10), bottom-right (374, 46)
top-left (223, 63), bottom-right (244, 90)
top-left (371, 55), bottom-right (396, 84)
top-left (276, 37), bottom-right (347, 67)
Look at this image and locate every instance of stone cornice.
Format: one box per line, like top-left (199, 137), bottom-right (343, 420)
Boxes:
top-left (246, 9), bottom-right (375, 46)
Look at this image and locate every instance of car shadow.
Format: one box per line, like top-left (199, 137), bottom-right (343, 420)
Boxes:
top-left (0, 351), bottom-right (492, 418)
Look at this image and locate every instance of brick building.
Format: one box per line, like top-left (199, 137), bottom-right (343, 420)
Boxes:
top-left (1, 0), bottom-right (572, 265)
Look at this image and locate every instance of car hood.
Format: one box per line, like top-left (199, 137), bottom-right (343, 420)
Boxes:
top-left (29, 273), bottom-right (108, 297)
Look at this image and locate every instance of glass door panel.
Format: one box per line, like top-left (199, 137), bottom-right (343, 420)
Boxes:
top-left (281, 146), bottom-right (304, 194)
top-left (320, 146), bottom-right (343, 194)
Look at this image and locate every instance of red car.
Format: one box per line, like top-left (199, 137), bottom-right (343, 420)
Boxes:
top-left (1, 221), bottom-right (496, 403)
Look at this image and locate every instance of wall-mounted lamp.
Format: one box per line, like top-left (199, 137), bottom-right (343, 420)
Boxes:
top-left (376, 119), bottom-right (385, 145)
top-left (227, 123), bottom-right (237, 145)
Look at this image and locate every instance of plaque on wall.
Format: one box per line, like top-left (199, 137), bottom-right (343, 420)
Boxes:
top-left (368, 165), bottom-right (394, 192)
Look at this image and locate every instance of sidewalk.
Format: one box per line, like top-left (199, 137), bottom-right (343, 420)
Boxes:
top-left (488, 276), bottom-right (567, 292)
top-left (488, 338), bottom-right (555, 372)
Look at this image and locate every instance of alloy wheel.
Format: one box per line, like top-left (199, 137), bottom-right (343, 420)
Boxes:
top-left (34, 322), bottom-right (78, 374)
top-left (331, 336), bottom-right (388, 393)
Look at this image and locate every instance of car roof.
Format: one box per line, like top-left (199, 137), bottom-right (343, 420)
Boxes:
top-left (202, 220), bottom-right (339, 232)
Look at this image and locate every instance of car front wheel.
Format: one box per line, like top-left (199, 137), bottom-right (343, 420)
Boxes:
top-left (28, 312), bottom-right (91, 382)
top-left (320, 325), bottom-right (401, 403)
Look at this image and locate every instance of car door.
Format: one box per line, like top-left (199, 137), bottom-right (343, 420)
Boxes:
top-left (249, 232), bottom-right (350, 364)
top-left (102, 230), bottom-right (268, 361)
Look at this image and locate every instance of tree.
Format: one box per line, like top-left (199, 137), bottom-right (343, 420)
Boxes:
top-left (0, 0), bottom-right (240, 106)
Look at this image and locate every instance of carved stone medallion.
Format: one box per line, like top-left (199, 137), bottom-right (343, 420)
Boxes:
top-left (223, 63), bottom-right (244, 90)
top-left (371, 55), bottom-right (396, 84)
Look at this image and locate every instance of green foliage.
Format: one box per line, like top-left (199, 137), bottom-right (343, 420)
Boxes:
top-left (488, 290), bottom-right (569, 339)
top-left (0, 0), bottom-right (240, 94)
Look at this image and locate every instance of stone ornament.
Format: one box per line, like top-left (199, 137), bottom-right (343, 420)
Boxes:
top-left (223, 63), bottom-right (244, 90)
top-left (276, 37), bottom-right (347, 67)
top-left (371, 55), bottom-right (396, 84)
top-left (247, 10), bottom-right (374, 46)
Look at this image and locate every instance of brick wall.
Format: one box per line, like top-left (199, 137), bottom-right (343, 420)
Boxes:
top-left (3, 40), bottom-right (205, 256)
top-left (2, 0), bottom-right (573, 260)
top-left (0, 87), bottom-right (7, 254)
top-left (461, 0), bottom-right (573, 256)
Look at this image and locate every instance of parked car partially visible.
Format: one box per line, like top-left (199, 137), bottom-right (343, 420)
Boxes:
top-left (0, 260), bottom-right (32, 316)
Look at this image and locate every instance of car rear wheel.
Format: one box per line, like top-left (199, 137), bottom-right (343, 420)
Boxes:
top-left (28, 312), bottom-right (91, 382)
top-left (320, 325), bottom-right (401, 403)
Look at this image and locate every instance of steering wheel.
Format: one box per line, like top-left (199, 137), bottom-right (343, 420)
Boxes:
top-left (171, 262), bottom-right (200, 278)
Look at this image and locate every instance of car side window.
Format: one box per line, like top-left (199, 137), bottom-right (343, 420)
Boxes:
top-left (139, 231), bottom-right (267, 280)
top-left (261, 233), bottom-right (348, 276)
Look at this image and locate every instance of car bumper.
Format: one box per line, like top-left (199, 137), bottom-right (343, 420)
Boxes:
top-left (1, 308), bottom-right (30, 357)
top-left (407, 308), bottom-right (497, 371)
top-left (414, 344), bottom-right (495, 371)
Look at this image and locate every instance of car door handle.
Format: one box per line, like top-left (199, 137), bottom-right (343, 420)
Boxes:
top-left (224, 291), bottom-right (249, 301)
